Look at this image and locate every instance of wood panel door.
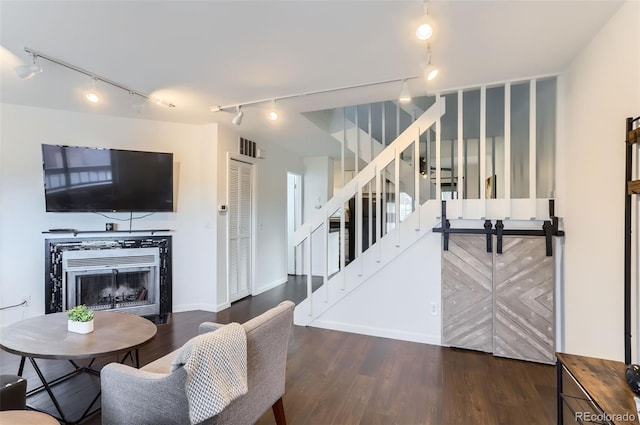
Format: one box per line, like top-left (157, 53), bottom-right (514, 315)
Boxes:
top-left (442, 235), bottom-right (493, 352)
top-left (494, 236), bottom-right (555, 364)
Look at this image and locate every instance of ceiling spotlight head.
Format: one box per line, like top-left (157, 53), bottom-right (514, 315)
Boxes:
top-left (399, 80), bottom-right (411, 104)
top-left (268, 100), bottom-right (279, 121)
top-left (424, 64), bottom-right (439, 81)
top-left (15, 54), bottom-right (43, 80)
top-left (15, 64), bottom-right (35, 79)
top-left (416, 22), bottom-right (433, 41)
top-left (85, 90), bottom-right (101, 104)
top-left (416, 1), bottom-right (434, 41)
top-left (84, 78), bottom-right (101, 104)
top-left (232, 106), bottom-right (244, 126)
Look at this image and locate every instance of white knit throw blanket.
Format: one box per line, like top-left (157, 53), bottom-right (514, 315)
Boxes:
top-left (171, 323), bottom-right (248, 424)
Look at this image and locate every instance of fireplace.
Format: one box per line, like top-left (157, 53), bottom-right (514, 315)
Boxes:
top-left (63, 248), bottom-right (160, 316)
top-left (45, 236), bottom-right (171, 321)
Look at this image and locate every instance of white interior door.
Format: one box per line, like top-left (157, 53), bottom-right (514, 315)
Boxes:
top-left (287, 173), bottom-right (302, 275)
top-left (229, 160), bottom-right (252, 302)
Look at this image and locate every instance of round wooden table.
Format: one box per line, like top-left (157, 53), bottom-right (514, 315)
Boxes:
top-left (0, 311), bottom-right (157, 424)
top-left (0, 410), bottom-right (60, 425)
top-left (0, 310), bottom-right (157, 360)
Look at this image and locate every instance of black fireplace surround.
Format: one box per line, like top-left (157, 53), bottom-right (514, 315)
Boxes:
top-left (45, 236), bottom-right (172, 321)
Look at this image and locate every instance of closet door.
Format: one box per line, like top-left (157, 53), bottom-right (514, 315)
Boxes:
top-left (229, 160), bottom-right (252, 302)
top-left (442, 235), bottom-right (493, 352)
top-left (494, 236), bottom-right (554, 364)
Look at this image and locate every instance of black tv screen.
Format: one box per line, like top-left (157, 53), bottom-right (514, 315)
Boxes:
top-left (42, 144), bottom-right (174, 212)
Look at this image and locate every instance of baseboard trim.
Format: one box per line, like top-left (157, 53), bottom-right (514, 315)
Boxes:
top-left (252, 277), bottom-right (287, 296)
top-left (310, 319), bottom-right (441, 346)
top-left (173, 303), bottom-right (219, 313)
top-left (215, 302), bottom-right (231, 312)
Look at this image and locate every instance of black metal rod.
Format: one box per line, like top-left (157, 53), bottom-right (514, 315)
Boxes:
top-left (432, 200), bottom-right (564, 257)
top-left (625, 116), bottom-right (634, 365)
top-left (28, 357), bottom-right (68, 423)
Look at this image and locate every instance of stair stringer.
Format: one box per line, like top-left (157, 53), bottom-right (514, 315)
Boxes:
top-left (293, 200), bottom-right (441, 330)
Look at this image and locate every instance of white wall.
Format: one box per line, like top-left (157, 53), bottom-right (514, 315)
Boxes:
top-left (215, 124), bottom-right (304, 309)
top-left (312, 232), bottom-right (442, 344)
top-left (0, 104), bottom-right (303, 325)
top-left (0, 104), bottom-right (217, 324)
top-left (560, 1), bottom-right (640, 361)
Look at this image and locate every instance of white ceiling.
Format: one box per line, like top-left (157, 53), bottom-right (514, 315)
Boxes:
top-left (0, 0), bottom-right (623, 157)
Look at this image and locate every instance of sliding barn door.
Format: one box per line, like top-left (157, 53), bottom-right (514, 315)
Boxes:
top-left (442, 235), bottom-right (493, 352)
top-left (493, 236), bottom-right (555, 363)
top-left (228, 160), bottom-right (252, 303)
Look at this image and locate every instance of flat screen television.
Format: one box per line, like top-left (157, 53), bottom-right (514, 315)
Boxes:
top-left (41, 144), bottom-right (174, 212)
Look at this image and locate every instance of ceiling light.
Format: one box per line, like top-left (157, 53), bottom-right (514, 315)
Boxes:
top-left (424, 65), bottom-right (439, 81)
top-left (17, 47), bottom-right (176, 108)
top-left (416, 1), bottom-right (434, 41)
top-left (422, 46), bottom-right (439, 81)
top-left (268, 100), bottom-right (279, 121)
top-left (153, 98), bottom-right (174, 108)
top-left (399, 80), bottom-right (411, 103)
top-left (15, 54), bottom-right (43, 80)
top-left (85, 91), bottom-right (101, 103)
top-left (211, 75), bottom-right (423, 122)
top-left (232, 106), bottom-right (244, 126)
top-left (84, 79), bottom-right (101, 104)
top-left (416, 22), bottom-right (433, 41)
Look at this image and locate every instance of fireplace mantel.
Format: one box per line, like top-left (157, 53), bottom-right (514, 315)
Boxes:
top-left (45, 236), bottom-right (172, 322)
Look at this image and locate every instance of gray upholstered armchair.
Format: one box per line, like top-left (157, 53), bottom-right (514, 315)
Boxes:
top-left (101, 300), bottom-right (295, 425)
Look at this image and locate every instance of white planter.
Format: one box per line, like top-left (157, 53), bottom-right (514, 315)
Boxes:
top-left (68, 319), bottom-right (94, 334)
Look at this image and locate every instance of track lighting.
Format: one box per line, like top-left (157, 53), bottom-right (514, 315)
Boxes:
top-left (15, 54), bottom-right (43, 80)
top-left (232, 106), bottom-right (244, 126)
top-left (416, 1), bottom-right (434, 41)
top-left (84, 78), bottom-right (102, 104)
top-left (422, 46), bottom-right (439, 81)
top-left (399, 80), bottom-right (411, 103)
top-left (268, 100), bottom-right (279, 121)
top-left (16, 47), bottom-right (176, 108)
top-left (211, 75), bottom-right (421, 124)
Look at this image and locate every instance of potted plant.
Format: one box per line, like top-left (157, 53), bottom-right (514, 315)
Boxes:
top-left (67, 305), bottom-right (95, 334)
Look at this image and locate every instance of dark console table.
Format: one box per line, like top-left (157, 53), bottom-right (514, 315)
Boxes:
top-left (557, 352), bottom-right (639, 424)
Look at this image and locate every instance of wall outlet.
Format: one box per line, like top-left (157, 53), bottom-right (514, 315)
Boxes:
top-left (21, 296), bottom-right (30, 307)
top-left (430, 302), bottom-right (439, 315)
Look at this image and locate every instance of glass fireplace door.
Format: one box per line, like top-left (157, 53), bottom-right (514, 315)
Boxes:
top-left (67, 266), bottom-right (158, 316)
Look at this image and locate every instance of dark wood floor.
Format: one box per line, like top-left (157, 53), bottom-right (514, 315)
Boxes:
top-left (0, 275), bottom-right (556, 424)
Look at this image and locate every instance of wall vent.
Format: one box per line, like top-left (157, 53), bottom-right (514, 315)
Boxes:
top-left (239, 137), bottom-right (256, 158)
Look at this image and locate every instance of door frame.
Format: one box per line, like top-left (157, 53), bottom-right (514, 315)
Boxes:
top-left (287, 172), bottom-right (303, 275)
top-left (226, 154), bottom-right (257, 304)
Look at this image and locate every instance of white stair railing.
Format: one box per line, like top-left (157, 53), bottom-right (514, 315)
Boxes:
top-left (293, 96), bottom-right (446, 315)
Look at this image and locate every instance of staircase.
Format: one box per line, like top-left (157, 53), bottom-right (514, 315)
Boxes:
top-left (293, 96), bottom-right (446, 327)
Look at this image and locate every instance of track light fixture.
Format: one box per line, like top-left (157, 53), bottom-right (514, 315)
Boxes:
top-left (232, 106), bottom-right (244, 126)
top-left (15, 47), bottom-right (176, 108)
top-left (268, 100), bottom-right (279, 121)
top-left (84, 78), bottom-right (102, 104)
top-left (416, 1), bottom-right (434, 41)
top-left (211, 75), bottom-right (421, 125)
top-left (15, 53), bottom-right (43, 80)
top-left (399, 80), bottom-right (411, 103)
top-left (422, 45), bottom-right (439, 81)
